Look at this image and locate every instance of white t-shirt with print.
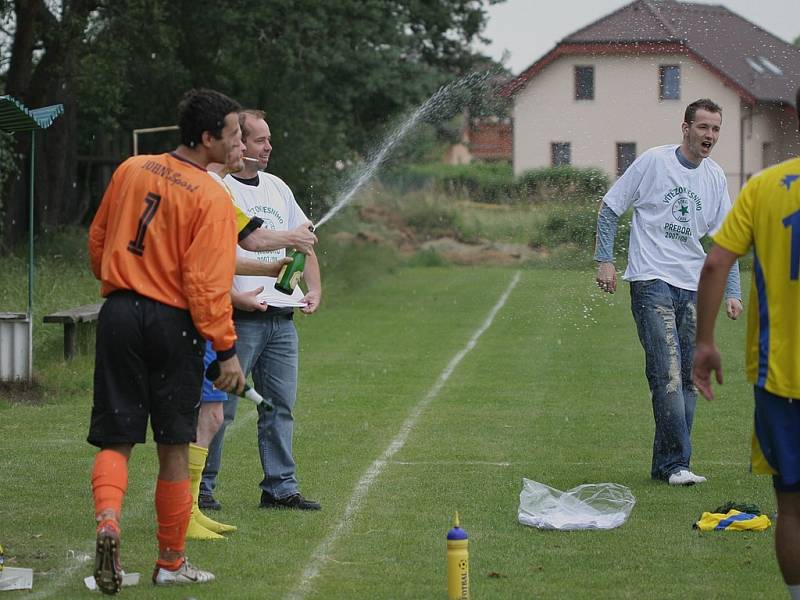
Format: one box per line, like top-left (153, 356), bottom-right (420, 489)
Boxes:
top-left (603, 144), bottom-right (731, 291)
top-left (226, 172), bottom-right (308, 306)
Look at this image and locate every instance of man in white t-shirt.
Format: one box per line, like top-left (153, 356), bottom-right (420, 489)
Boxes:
top-left (202, 109), bottom-right (323, 510)
top-left (594, 99), bottom-right (743, 486)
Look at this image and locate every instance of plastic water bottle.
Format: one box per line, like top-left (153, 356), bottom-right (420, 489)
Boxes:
top-left (205, 360), bottom-right (272, 410)
top-left (274, 249), bottom-right (306, 295)
top-left (447, 512), bottom-right (469, 600)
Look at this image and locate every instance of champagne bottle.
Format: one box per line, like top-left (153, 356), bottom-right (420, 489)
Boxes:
top-left (274, 249), bottom-right (306, 295)
top-left (205, 360), bottom-right (272, 410)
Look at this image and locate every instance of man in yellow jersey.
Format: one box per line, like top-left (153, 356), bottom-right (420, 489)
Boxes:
top-left (693, 88), bottom-right (800, 600)
top-left (88, 88), bottom-right (245, 594)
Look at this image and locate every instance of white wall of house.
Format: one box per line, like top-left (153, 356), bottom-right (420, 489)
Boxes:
top-left (744, 106), bottom-right (800, 184)
top-left (513, 53), bottom-right (745, 194)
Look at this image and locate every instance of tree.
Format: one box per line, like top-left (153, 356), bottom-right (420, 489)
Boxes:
top-left (1, 0), bottom-right (499, 243)
top-left (1, 0), bottom-right (99, 247)
top-left (83, 0), bottom-right (496, 211)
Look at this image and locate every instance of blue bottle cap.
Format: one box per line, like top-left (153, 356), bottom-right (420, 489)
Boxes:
top-left (447, 512), bottom-right (468, 539)
top-left (447, 526), bottom-right (468, 540)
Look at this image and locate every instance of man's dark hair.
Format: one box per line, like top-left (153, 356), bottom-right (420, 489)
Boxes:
top-left (239, 109), bottom-right (266, 144)
top-left (684, 99), bottom-right (722, 124)
top-left (178, 89), bottom-right (241, 148)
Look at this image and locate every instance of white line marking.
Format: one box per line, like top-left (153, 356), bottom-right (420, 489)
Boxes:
top-left (286, 270), bottom-right (521, 600)
top-left (26, 551), bottom-right (92, 600)
top-left (393, 460), bottom-right (512, 467)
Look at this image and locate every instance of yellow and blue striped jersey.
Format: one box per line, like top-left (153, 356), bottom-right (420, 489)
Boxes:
top-left (207, 171), bottom-right (263, 241)
top-left (712, 157), bottom-right (800, 398)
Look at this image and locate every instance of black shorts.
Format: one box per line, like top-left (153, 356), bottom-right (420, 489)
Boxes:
top-left (87, 291), bottom-right (205, 447)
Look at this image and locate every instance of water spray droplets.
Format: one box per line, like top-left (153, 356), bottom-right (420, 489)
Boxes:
top-left (314, 70), bottom-right (496, 229)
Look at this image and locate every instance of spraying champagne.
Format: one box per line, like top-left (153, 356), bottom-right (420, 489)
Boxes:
top-left (205, 360), bottom-right (272, 410)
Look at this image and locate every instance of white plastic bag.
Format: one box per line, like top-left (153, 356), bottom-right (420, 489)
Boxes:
top-left (517, 479), bottom-right (635, 530)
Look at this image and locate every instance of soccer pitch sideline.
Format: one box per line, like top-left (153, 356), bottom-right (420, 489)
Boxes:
top-left (0, 266), bottom-right (781, 599)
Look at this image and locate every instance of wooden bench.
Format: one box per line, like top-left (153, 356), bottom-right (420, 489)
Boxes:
top-left (43, 301), bottom-right (104, 361)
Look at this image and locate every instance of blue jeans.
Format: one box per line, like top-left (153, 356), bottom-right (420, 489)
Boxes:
top-left (201, 311), bottom-right (300, 499)
top-left (630, 279), bottom-right (697, 480)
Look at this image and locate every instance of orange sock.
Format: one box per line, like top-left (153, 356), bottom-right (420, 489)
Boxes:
top-left (155, 478), bottom-right (191, 570)
top-left (91, 449), bottom-right (129, 525)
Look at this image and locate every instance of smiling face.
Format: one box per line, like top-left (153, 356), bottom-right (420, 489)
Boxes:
top-left (680, 108), bottom-right (722, 165)
top-left (241, 114), bottom-right (272, 172)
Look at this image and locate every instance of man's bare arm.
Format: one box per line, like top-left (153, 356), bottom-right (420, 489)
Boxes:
top-left (238, 221), bottom-right (317, 254)
top-left (235, 256), bottom-right (291, 277)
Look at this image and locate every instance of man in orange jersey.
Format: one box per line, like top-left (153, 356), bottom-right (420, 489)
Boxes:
top-left (87, 88), bottom-right (246, 594)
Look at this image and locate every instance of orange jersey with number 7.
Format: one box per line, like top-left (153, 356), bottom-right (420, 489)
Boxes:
top-left (89, 152), bottom-right (238, 353)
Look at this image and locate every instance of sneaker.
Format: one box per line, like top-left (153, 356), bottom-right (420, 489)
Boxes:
top-left (94, 521), bottom-right (122, 595)
top-left (198, 492), bottom-right (221, 511)
top-left (152, 558), bottom-right (215, 586)
top-left (668, 469), bottom-right (707, 486)
top-left (689, 471), bottom-right (707, 484)
top-left (260, 491), bottom-right (321, 510)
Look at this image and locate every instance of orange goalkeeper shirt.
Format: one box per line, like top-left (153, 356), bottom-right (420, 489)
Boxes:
top-left (89, 152), bottom-right (238, 354)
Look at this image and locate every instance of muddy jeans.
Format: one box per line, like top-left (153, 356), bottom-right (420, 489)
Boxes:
top-left (630, 279), bottom-right (697, 480)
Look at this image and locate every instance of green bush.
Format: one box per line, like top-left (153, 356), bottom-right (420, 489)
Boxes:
top-left (386, 163), bottom-right (609, 205)
top-left (386, 163), bottom-right (516, 203)
top-left (517, 166), bottom-right (609, 203)
top-left (408, 247), bottom-right (449, 267)
top-left (401, 197), bottom-right (460, 239)
top-left (527, 202), bottom-right (599, 253)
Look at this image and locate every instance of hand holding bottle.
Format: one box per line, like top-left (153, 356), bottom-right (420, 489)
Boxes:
top-left (206, 359), bottom-right (273, 410)
top-left (287, 221), bottom-right (317, 254)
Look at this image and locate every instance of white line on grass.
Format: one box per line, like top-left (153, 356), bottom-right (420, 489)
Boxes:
top-left (392, 460), bottom-right (512, 467)
top-left (286, 270), bottom-right (521, 600)
top-left (27, 550), bottom-right (92, 600)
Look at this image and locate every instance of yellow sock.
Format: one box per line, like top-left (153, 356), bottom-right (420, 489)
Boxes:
top-left (188, 443), bottom-right (236, 536)
top-left (186, 514), bottom-right (225, 540)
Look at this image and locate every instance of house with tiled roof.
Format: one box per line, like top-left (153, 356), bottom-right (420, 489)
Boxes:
top-left (503, 0), bottom-right (800, 193)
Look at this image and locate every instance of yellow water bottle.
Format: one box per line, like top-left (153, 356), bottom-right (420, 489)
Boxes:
top-left (446, 512), bottom-right (469, 600)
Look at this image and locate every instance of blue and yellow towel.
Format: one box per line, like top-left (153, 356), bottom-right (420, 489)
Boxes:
top-left (695, 509), bottom-right (771, 532)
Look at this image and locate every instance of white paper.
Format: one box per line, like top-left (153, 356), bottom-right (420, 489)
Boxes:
top-left (0, 567), bottom-right (34, 591)
top-left (255, 285), bottom-right (306, 308)
top-left (83, 572), bottom-right (140, 591)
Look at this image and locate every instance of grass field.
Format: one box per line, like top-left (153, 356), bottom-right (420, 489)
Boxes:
top-left (0, 237), bottom-right (783, 599)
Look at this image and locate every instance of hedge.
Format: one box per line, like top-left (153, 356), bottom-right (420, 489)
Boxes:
top-left (385, 163), bottom-right (609, 204)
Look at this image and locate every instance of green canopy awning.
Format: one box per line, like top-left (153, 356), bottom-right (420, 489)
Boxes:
top-left (0, 95), bottom-right (64, 132)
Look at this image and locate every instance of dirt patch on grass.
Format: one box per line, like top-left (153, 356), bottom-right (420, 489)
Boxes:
top-left (347, 203), bottom-right (543, 265)
top-left (0, 378), bottom-right (46, 405)
top-left (420, 238), bottom-right (543, 265)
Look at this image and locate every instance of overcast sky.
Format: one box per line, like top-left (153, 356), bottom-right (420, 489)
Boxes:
top-left (479, 0), bottom-right (800, 75)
